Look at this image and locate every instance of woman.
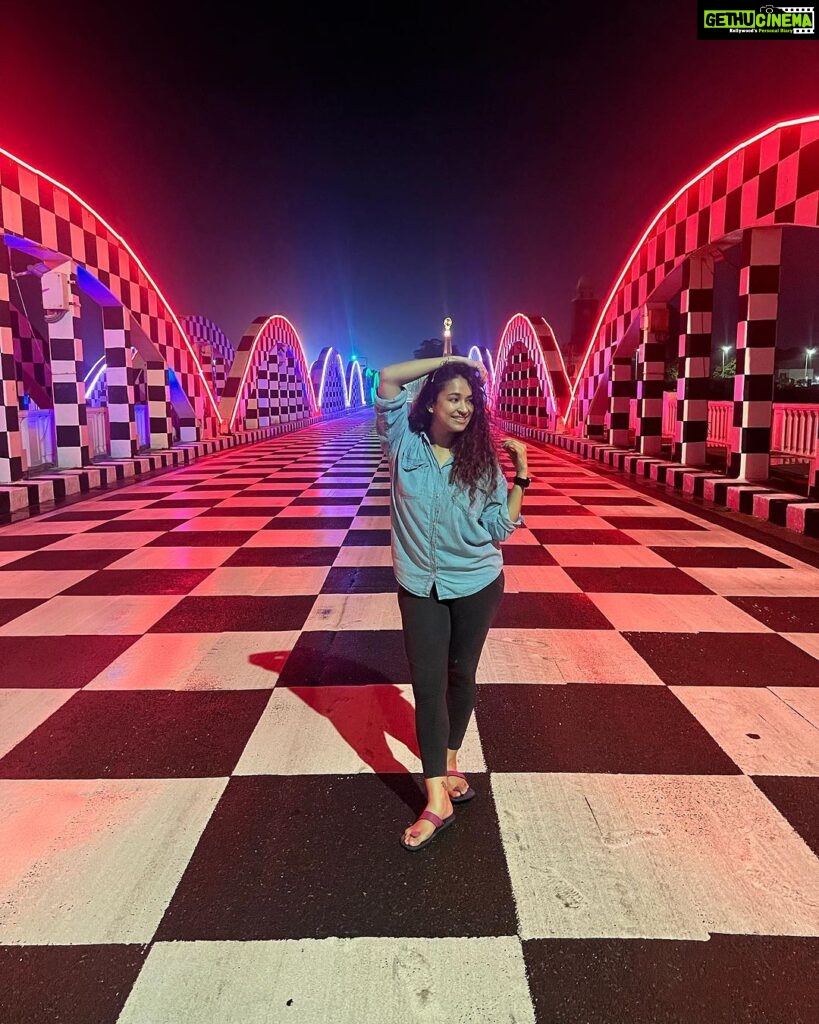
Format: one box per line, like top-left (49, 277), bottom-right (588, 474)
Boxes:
top-left (375, 352), bottom-right (529, 851)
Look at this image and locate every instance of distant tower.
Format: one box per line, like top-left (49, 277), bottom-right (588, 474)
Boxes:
top-left (443, 317), bottom-right (453, 355)
top-left (567, 277), bottom-right (599, 376)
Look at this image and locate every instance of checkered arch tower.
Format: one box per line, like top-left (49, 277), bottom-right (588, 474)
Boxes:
top-left (0, 147), bottom-right (222, 482)
top-left (346, 360), bottom-right (367, 408)
top-left (219, 314), bottom-right (318, 432)
top-left (565, 115), bottom-right (819, 488)
top-left (179, 315), bottom-right (235, 400)
top-left (310, 347), bottom-right (350, 416)
top-left (489, 313), bottom-right (570, 431)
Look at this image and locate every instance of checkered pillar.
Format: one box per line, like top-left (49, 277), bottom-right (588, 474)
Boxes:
top-left (636, 304), bottom-right (668, 456)
top-left (42, 261), bottom-right (90, 469)
top-left (145, 360), bottom-right (174, 449)
top-left (178, 413), bottom-right (199, 443)
top-left (674, 255), bottom-right (713, 467)
top-left (607, 354), bottom-right (634, 447)
top-left (102, 306), bottom-right (139, 458)
top-left (0, 244), bottom-right (24, 482)
top-left (728, 227), bottom-right (781, 482)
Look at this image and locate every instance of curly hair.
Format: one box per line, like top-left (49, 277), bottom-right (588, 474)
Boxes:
top-left (407, 362), bottom-right (500, 501)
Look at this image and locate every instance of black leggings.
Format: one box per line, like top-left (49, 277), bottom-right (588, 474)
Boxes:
top-left (397, 572), bottom-right (505, 778)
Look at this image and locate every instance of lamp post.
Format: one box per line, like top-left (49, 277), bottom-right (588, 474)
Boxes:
top-left (721, 344), bottom-right (731, 375)
top-left (443, 317), bottom-right (453, 356)
top-left (805, 347), bottom-right (816, 383)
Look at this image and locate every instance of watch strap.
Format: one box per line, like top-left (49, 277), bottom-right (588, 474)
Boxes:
top-left (513, 475), bottom-right (531, 489)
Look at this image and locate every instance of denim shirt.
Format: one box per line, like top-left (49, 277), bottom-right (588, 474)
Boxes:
top-left (374, 386), bottom-right (523, 599)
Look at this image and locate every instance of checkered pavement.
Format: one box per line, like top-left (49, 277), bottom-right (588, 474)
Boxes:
top-left (0, 408), bottom-right (817, 1024)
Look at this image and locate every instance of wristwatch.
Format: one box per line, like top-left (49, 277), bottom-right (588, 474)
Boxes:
top-left (513, 475), bottom-right (531, 489)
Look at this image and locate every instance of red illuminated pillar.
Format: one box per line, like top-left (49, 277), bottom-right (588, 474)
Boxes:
top-left (41, 261), bottom-right (90, 469)
top-left (102, 306), bottom-right (139, 458)
top-left (145, 360), bottom-right (174, 449)
top-left (728, 227), bottom-right (780, 482)
top-left (674, 255), bottom-right (713, 467)
top-left (0, 242), bottom-right (24, 483)
top-left (636, 304), bottom-right (668, 456)
top-left (608, 354), bottom-right (634, 447)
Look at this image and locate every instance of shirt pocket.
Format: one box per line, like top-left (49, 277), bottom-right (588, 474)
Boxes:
top-left (396, 449), bottom-right (431, 499)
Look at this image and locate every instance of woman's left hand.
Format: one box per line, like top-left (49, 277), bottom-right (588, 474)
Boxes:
top-left (501, 437), bottom-right (528, 474)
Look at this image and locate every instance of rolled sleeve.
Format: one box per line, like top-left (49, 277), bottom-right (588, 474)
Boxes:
top-left (479, 474), bottom-right (524, 542)
top-left (374, 386), bottom-right (410, 457)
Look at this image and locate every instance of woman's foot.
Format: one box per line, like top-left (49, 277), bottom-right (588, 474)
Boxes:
top-left (446, 770), bottom-right (470, 799)
top-left (401, 778), bottom-right (454, 849)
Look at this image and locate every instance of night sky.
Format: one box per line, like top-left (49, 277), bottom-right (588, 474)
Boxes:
top-left (2, 4), bottom-right (819, 370)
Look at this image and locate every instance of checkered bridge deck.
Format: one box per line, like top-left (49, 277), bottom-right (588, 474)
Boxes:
top-left (0, 408), bottom-right (817, 1024)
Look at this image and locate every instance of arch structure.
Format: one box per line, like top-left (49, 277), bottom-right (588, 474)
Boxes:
top-left (489, 314), bottom-right (570, 430)
top-left (311, 347), bottom-right (345, 414)
top-left (347, 359), bottom-right (366, 408)
top-left (567, 114), bottom-right (819, 484)
top-left (468, 345), bottom-right (496, 391)
top-left (180, 315), bottom-right (235, 400)
top-left (219, 315), bottom-right (318, 432)
top-left (309, 347), bottom-right (368, 415)
top-left (0, 147), bottom-right (221, 482)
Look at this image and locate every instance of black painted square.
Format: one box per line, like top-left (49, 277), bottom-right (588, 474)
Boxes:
top-left (149, 595), bottom-right (316, 632)
top-left (476, 684), bottom-right (741, 774)
top-left (0, 690), bottom-right (270, 778)
top-left (156, 775), bottom-right (517, 940)
top-left (623, 632), bottom-right (819, 686)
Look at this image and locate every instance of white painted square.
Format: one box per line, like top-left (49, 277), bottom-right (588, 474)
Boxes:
top-left (681, 566), bottom-right (819, 597)
top-left (493, 772), bottom-right (819, 940)
top-left (243, 530), bottom-right (348, 548)
top-left (189, 566), bottom-right (330, 596)
top-left (302, 593), bottom-right (401, 631)
top-left (672, 686), bottom-right (819, 776)
top-left (85, 631), bottom-right (296, 690)
top-left (171, 516), bottom-right (273, 532)
top-left (0, 777), bottom-right (226, 943)
top-left (45, 532), bottom-right (165, 550)
top-left (501, 565), bottom-right (581, 593)
top-left (587, 594), bottom-right (773, 632)
top-left (0, 595), bottom-right (182, 636)
top-left (235, 683), bottom-right (484, 775)
top-left (108, 547), bottom-right (237, 570)
top-left (769, 687), bottom-right (819, 730)
top-left (117, 936), bottom-right (535, 1024)
top-left (479, 628), bottom-right (662, 685)
top-left (547, 545), bottom-right (674, 568)
top-left (0, 569), bottom-right (94, 599)
top-left (333, 547), bottom-right (394, 567)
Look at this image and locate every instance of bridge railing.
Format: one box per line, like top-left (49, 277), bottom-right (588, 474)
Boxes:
top-left (626, 398), bottom-right (817, 458)
top-left (772, 404), bottom-right (819, 459)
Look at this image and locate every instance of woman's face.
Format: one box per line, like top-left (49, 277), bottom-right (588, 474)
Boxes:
top-left (430, 376), bottom-right (474, 435)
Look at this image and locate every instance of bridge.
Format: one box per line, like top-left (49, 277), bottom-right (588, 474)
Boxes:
top-left (0, 117), bottom-right (817, 1022)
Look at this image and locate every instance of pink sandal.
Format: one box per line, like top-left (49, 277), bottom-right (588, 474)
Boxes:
top-left (399, 809), bottom-right (455, 852)
top-left (447, 770), bottom-right (476, 804)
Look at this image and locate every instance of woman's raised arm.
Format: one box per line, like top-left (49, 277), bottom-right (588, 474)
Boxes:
top-left (377, 355), bottom-right (482, 399)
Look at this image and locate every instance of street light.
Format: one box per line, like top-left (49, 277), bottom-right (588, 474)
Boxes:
top-left (805, 347), bottom-right (816, 382)
top-left (721, 344), bottom-right (731, 374)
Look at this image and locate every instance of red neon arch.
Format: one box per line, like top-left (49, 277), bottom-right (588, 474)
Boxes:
top-left (491, 313), bottom-right (571, 418)
top-left (566, 113), bottom-right (819, 424)
top-left (0, 146), bottom-right (222, 424)
top-left (225, 314), bottom-right (318, 431)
